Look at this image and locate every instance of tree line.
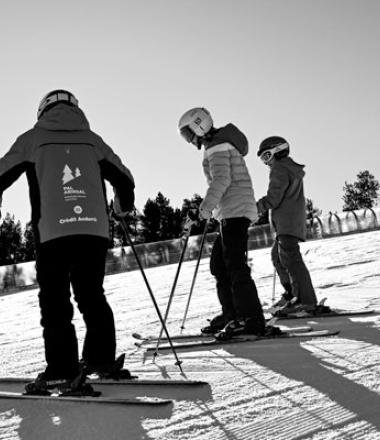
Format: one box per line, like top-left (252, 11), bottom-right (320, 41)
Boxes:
top-left (0, 169), bottom-right (378, 266)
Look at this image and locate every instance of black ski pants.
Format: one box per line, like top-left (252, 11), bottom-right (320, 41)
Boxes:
top-left (210, 218), bottom-right (265, 322)
top-left (36, 235), bottom-right (116, 378)
top-left (271, 234), bottom-right (317, 306)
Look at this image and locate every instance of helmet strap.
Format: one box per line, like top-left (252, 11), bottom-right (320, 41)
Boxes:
top-left (195, 137), bottom-right (203, 150)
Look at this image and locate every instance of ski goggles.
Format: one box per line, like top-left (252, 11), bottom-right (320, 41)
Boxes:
top-left (179, 125), bottom-right (203, 149)
top-left (259, 143), bottom-right (289, 165)
top-left (179, 126), bottom-right (198, 144)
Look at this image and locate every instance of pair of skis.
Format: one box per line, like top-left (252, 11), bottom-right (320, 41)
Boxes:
top-left (134, 307), bottom-right (374, 351)
top-left (0, 375), bottom-right (207, 406)
top-left (134, 327), bottom-right (339, 351)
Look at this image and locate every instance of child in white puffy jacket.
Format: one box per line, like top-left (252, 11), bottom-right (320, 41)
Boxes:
top-left (178, 107), bottom-right (266, 340)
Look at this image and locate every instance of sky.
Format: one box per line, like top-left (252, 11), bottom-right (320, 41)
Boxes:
top-left (0, 0), bottom-right (379, 226)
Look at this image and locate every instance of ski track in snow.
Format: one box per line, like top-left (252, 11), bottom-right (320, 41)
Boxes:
top-left (0, 231), bottom-right (380, 439)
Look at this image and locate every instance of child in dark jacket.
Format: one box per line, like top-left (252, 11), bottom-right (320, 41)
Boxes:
top-left (256, 136), bottom-right (328, 316)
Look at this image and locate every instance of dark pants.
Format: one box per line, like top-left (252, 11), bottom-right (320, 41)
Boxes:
top-left (210, 218), bottom-right (264, 321)
top-left (36, 235), bottom-right (116, 378)
top-left (271, 235), bottom-right (317, 306)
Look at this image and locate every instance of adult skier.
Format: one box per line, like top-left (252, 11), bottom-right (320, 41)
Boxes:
top-left (256, 136), bottom-right (330, 316)
top-left (0, 90), bottom-right (135, 394)
top-left (178, 107), bottom-right (267, 340)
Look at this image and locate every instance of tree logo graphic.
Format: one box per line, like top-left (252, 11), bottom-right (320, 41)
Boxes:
top-left (62, 165), bottom-right (81, 184)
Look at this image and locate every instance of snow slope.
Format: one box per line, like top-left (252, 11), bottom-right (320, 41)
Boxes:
top-left (0, 230), bottom-right (379, 439)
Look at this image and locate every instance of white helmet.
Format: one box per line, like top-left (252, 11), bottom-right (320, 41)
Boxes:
top-left (37, 89), bottom-right (79, 119)
top-left (178, 107), bottom-right (213, 147)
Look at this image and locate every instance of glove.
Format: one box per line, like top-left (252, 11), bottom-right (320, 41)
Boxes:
top-left (199, 207), bottom-right (212, 221)
top-left (113, 196), bottom-right (130, 218)
top-left (256, 200), bottom-right (268, 216)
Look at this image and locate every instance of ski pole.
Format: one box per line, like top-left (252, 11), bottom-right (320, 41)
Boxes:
top-left (270, 219), bottom-right (277, 305)
top-left (153, 224), bottom-right (192, 358)
top-left (180, 220), bottom-right (209, 332)
top-left (114, 214), bottom-right (184, 373)
top-left (271, 266), bottom-right (277, 305)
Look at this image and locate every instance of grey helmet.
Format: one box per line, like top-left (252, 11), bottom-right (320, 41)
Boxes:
top-left (37, 89), bottom-right (79, 119)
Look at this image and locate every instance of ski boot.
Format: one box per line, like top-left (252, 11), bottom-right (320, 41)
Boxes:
top-left (201, 314), bottom-right (234, 335)
top-left (275, 301), bottom-right (320, 318)
top-left (215, 317), bottom-right (267, 341)
top-left (24, 370), bottom-right (100, 397)
top-left (263, 325), bottom-right (283, 337)
top-left (310, 298), bottom-right (332, 315)
top-left (272, 296), bottom-right (306, 317)
top-left (268, 292), bottom-right (295, 315)
top-left (82, 354), bottom-right (136, 380)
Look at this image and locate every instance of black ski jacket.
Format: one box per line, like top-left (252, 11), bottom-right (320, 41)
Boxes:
top-left (0, 104), bottom-right (135, 244)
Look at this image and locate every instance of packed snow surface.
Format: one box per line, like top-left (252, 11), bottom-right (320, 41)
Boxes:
top-left (0, 230), bottom-right (380, 439)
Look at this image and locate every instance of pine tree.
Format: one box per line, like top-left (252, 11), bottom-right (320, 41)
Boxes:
top-left (0, 213), bottom-right (24, 265)
top-left (22, 221), bottom-right (36, 262)
top-left (169, 207), bottom-right (183, 238)
top-left (141, 196), bottom-right (161, 243)
top-left (155, 192), bottom-right (176, 240)
top-left (140, 192), bottom-right (180, 243)
top-left (342, 170), bottom-right (380, 211)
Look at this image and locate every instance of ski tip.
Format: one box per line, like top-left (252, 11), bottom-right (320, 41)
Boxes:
top-left (290, 329), bottom-right (340, 337)
top-left (266, 317), bottom-right (278, 326)
top-left (136, 397), bottom-right (173, 406)
top-left (115, 353), bottom-right (126, 369)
